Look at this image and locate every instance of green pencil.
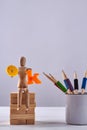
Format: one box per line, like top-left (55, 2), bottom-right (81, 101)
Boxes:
top-left (43, 72), bottom-right (68, 93)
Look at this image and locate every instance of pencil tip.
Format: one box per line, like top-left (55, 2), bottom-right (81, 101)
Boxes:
top-left (62, 69), bottom-right (65, 75)
top-left (86, 71), bottom-right (87, 77)
top-left (84, 71), bottom-right (87, 77)
top-left (62, 70), bottom-right (64, 73)
top-left (74, 71), bottom-right (76, 74)
top-left (61, 70), bottom-right (67, 79)
top-left (74, 71), bottom-right (77, 79)
top-left (43, 72), bottom-right (46, 75)
top-left (49, 73), bottom-right (52, 76)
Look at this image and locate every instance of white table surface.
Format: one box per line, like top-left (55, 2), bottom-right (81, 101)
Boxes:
top-left (0, 107), bottom-right (87, 130)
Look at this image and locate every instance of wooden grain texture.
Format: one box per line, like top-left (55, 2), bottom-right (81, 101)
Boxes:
top-left (10, 92), bottom-right (36, 125)
top-left (10, 107), bottom-right (35, 114)
top-left (10, 104), bottom-right (36, 109)
top-left (10, 119), bottom-right (35, 125)
top-left (10, 92), bottom-right (35, 104)
top-left (11, 92), bottom-right (35, 98)
top-left (26, 119), bottom-right (35, 124)
top-left (10, 119), bottom-right (26, 125)
top-left (10, 114), bottom-right (35, 120)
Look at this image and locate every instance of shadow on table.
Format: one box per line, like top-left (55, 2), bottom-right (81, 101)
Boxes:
top-left (35, 121), bottom-right (67, 127)
top-left (0, 120), bottom-right (84, 128)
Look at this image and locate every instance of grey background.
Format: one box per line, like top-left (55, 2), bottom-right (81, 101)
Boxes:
top-left (0, 0), bottom-right (87, 106)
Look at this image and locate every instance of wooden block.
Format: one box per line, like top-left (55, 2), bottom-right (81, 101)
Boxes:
top-left (10, 108), bottom-right (26, 114)
top-left (26, 108), bottom-right (35, 114)
top-left (10, 104), bottom-right (36, 109)
top-left (26, 119), bottom-right (35, 124)
top-left (10, 92), bottom-right (36, 125)
top-left (10, 119), bottom-right (26, 125)
top-left (10, 107), bottom-right (35, 114)
top-left (11, 98), bottom-right (35, 104)
top-left (10, 92), bottom-right (35, 104)
top-left (11, 92), bottom-right (35, 99)
top-left (10, 113), bottom-right (35, 120)
top-left (10, 119), bottom-right (35, 125)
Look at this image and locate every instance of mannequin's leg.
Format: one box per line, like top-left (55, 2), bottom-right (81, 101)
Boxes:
top-left (17, 88), bottom-right (22, 110)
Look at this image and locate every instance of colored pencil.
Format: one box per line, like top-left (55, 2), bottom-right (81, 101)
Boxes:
top-left (43, 72), bottom-right (69, 94)
top-left (73, 72), bottom-right (79, 94)
top-left (81, 71), bottom-right (87, 94)
top-left (62, 70), bottom-right (73, 92)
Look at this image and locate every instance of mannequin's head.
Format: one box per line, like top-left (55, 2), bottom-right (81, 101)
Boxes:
top-left (20, 56), bottom-right (26, 66)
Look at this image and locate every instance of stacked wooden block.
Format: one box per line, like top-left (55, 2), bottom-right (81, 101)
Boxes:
top-left (10, 92), bottom-right (36, 125)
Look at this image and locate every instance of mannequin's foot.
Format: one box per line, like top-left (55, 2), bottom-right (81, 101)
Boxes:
top-left (17, 106), bottom-right (20, 111)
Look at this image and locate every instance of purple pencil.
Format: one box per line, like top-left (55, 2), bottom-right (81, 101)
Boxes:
top-left (62, 70), bottom-right (74, 92)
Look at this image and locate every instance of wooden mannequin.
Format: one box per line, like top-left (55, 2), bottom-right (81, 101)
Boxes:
top-left (17, 56), bottom-right (30, 111)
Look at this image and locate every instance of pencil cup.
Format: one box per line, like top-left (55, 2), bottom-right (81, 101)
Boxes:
top-left (66, 93), bottom-right (87, 125)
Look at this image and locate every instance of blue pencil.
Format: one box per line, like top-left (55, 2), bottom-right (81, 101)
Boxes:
top-left (81, 71), bottom-right (87, 94)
